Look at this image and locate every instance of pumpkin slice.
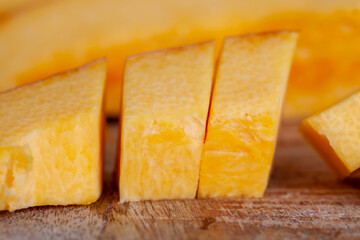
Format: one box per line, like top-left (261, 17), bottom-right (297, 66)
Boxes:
top-left (119, 42), bottom-right (214, 202)
top-left (300, 91), bottom-right (360, 179)
top-left (0, 60), bottom-right (106, 211)
top-left (198, 31), bottom-right (297, 198)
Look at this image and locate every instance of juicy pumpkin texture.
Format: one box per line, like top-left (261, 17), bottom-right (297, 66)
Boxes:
top-left (119, 42), bottom-right (215, 203)
top-left (300, 91), bottom-right (360, 179)
top-left (198, 31), bottom-right (298, 199)
top-left (0, 60), bottom-right (106, 211)
top-left (0, 0), bottom-right (359, 118)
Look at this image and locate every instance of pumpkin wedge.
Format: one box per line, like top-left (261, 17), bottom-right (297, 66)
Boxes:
top-left (0, 60), bottom-right (106, 211)
top-left (119, 43), bottom-right (214, 202)
top-left (300, 91), bottom-right (360, 179)
top-left (198, 31), bottom-right (297, 198)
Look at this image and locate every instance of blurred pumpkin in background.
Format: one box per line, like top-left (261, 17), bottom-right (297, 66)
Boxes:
top-left (0, 0), bottom-right (359, 119)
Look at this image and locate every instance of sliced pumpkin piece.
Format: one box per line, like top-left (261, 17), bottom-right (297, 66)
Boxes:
top-left (198, 31), bottom-right (298, 199)
top-left (300, 91), bottom-right (360, 179)
top-left (0, 60), bottom-right (106, 211)
top-left (119, 42), bottom-right (215, 203)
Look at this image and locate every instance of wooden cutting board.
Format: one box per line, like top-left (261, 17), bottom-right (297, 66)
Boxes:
top-left (1, 121), bottom-right (360, 240)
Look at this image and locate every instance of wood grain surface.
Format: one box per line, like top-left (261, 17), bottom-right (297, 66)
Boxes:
top-left (1, 120), bottom-right (360, 240)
